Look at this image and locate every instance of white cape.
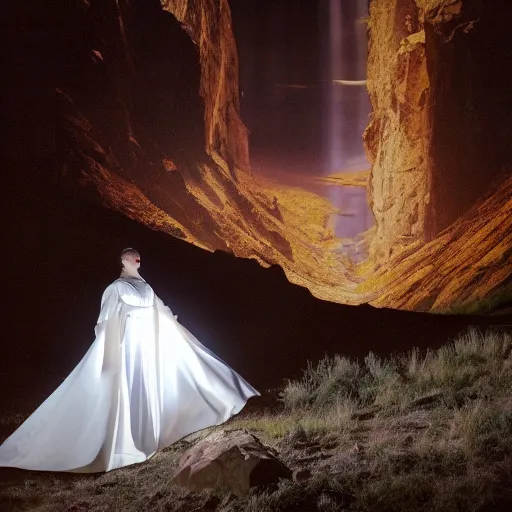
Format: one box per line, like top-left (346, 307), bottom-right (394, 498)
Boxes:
top-left (0, 276), bottom-right (259, 472)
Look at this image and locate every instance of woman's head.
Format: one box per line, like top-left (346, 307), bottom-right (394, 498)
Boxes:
top-left (120, 248), bottom-right (141, 270)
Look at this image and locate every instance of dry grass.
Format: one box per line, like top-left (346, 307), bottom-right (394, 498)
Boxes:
top-left (280, 327), bottom-right (512, 413)
top-left (2, 328), bottom-right (512, 511)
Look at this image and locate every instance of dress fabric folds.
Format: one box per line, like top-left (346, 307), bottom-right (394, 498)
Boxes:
top-left (0, 277), bottom-right (259, 472)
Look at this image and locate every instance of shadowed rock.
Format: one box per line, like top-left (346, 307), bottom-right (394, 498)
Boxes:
top-left (406, 390), bottom-right (444, 410)
top-left (173, 429), bottom-right (291, 497)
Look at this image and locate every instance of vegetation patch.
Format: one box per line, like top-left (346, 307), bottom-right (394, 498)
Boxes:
top-left (2, 328), bottom-right (512, 511)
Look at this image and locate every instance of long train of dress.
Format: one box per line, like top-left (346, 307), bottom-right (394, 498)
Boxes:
top-left (0, 276), bottom-right (259, 472)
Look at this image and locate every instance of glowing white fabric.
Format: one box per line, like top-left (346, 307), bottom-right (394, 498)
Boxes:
top-left (0, 276), bottom-right (259, 472)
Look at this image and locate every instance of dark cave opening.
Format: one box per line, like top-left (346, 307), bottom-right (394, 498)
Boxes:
top-left (426, 0), bottom-right (512, 235)
top-left (1, 0), bottom-right (207, 172)
top-left (126, 0), bottom-right (206, 169)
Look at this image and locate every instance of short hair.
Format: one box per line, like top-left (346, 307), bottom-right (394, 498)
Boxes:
top-left (120, 248), bottom-right (140, 262)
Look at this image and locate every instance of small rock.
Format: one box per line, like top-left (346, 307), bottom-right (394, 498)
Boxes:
top-left (407, 391), bottom-right (443, 410)
top-left (293, 468), bottom-right (311, 482)
top-left (173, 429), bottom-right (291, 497)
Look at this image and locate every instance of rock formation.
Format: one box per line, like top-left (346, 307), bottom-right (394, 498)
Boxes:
top-left (365, 0), bottom-right (512, 262)
top-left (360, 0), bottom-right (512, 311)
top-left (51, 0), bottom-right (362, 307)
top-left (161, 0), bottom-right (249, 171)
top-left (9, 0), bottom-right (509, 313)
top-left (364, 0), bottom-right (432, 261)
top-left (357, 170), bottom-right (512, 313)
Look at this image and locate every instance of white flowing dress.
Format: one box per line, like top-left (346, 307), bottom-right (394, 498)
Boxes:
top-left (0, 276), bottom-right (259, 472)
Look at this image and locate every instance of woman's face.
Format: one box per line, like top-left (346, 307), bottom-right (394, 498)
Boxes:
top-left (122, 252), bottom-right (141, 269)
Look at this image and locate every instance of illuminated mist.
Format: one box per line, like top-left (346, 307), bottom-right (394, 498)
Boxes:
top-left (321, 0), bottom-right (373, 239)
top-left (230, 0), bottom-right (374, 242)
top-left (325, 0), bottom-right (370, 173)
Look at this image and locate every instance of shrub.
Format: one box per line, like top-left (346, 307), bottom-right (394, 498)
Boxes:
top-left (281, 328), bottom-right (511, 413)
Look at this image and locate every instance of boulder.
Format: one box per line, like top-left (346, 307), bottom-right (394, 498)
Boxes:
top-left (173, 429), bottom-right (291, 497)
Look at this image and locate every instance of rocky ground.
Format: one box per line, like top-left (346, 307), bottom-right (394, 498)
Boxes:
top-left (1, 327), bottom-right (512, 512)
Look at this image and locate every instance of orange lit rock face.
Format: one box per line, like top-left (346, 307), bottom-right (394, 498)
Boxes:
top-left (57, 0), bottom-right (511, 314)
top-left (364, 0), bottom-right (431, 262)
top-left (365, 0), bottom-right (512, 261)
top-left (57, 0), bottom-right (356, 305)
top-left (161, 0), bottom-right (249, 171)
top-left (358, 171), bottom-right (512, 314)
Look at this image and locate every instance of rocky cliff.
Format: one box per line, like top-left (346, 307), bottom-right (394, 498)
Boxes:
top-left (161, 0), bottom-right (249, 170)
top-left (364, 0), bottom-right (512, 261)
top-left (8, 0), bottom-right (509, 313)
top-left (364, 0), bottom-right (432, 261)
top-left (49, 0), bottom-right (362, 307)
top-left (55, 0), bottom-right (255, 250)
top-left (360, 0), bottom-right (512, 311)
top-left (358, 170), bottom-right (512, 314)
top-left (59, 0), bottom-right (512, 312)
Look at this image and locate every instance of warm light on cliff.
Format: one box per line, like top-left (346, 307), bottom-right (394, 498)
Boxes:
top-left (45, 0), bottom-right (511, 314)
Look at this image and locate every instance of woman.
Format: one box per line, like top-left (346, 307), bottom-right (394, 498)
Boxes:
top-left (0, 248), bottom-right (259, 472)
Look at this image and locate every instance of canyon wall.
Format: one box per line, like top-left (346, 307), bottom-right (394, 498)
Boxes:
top-left (365, 0), bottom-right (512, 261)
top-left (4, 0), bottom-right (510, 313)
top-left (51, 0), bottom-right (350, 303)
top-left (364, 0), bottom-right (432, 261)
top-left (425, 0), bottom-right (512, 235)
top-left (49, 0), bottom-right (512, 313)
top-left (54, 0), bottom-right (257, 251)
top-left (161, 0), bottom-right (250, 170)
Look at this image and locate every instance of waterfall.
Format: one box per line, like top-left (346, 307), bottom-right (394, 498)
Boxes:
top-left (322, 0), bottom-right (373, 240)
